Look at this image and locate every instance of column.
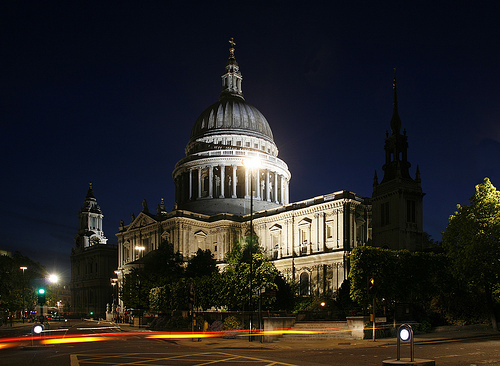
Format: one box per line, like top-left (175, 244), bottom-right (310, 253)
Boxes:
top-left (197, 168), bottom-right (202, 199)
top-left (189, 169), bottom-right (193, 200)
top-left (274, 172), bottom-right (278, 204)
top-left (280, 176), bottom-right (285, 204)
top-left (256, 169), bottom-right (261, 199)
top-left (208, 166), bottom-right (213, 198)
top-left (232, 165), bottom-right (237, 198)
top-left (245, 168), bottom-right (249, 199)
top-left (219, 165), bottom-right (225, 198)
top-left (266, 170), bottom-right (271, 202)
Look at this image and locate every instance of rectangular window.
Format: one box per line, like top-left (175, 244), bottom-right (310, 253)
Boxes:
top-left (326, 223), bottom-right (333, 238)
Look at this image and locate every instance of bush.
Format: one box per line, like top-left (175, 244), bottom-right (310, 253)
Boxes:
top-left (222, 315), bottom-right (242, 330)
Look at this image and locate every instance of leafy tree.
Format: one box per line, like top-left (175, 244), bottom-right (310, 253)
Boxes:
top-left (120, 267), bottom-right (149, 310)
top-left (0, 252), bottom-right (45, 315)
top-left (186, 249), bottom-right (218, 278)
top-left (221, 236), bottom-right (293, 310)
top-left (442, 177), bottom-right (500, 330)
top-left (121, 242), bottom-right (184, 311)
top-left (349, 246), bottom-right (450, 321)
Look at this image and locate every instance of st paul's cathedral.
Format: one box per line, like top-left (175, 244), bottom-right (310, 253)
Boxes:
top-left (73, 40), bottom-right (425, 313)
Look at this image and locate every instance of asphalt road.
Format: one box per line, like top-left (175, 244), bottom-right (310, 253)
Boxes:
top-left (1, 321), bottom-right (500, 365)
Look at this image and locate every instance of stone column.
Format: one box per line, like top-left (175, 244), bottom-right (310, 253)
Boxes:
top-left (266, 170), bottom-right (271, 202)
top-left (274, 172), bottom-right (278, 203)
top-left (189, 169), bottom-right (193, 200)
top-left (245, 167), bottom-right (249, 199)
top-left (219, 165), bottom-right (225, 198)
top-left (280, 176), bottom-right (285, 204)
top-left (232, 165), bottom-right (237, 198)
top-left (197, 168), bottom-right (202, 199)
top-left (256, 169), bottom-right (261, 199)
top-left (208, 166), bottom-right (213, 198)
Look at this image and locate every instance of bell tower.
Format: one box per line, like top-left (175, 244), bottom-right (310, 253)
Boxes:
top-left (76, 182), bottom-right (108, 249)
top-left (372, 74), bottom-right (425, 251)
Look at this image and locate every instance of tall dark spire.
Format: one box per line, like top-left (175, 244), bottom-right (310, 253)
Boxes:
top-left (220, 37), bottom-right (244, 100)
top-left (390, 68), bottom-right (402, 135)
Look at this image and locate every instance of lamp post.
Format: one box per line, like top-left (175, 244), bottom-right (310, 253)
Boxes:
top-left (244, 156), bottom-right (260, 341)
top-left (20, 267), bottom-right (27, 323)
top-left (111, 278), bottom-right (118, 321)
top-left (135, 246), bottom-right (145, 260)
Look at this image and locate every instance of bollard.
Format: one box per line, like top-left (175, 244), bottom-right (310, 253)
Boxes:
top-left (396, 324), bottom-right (414, 361)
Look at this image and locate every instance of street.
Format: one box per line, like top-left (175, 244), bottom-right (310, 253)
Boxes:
top-left (1, 321), bottom-right (500, 365)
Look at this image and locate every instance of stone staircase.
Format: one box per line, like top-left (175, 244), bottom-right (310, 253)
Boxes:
top-left (279, 321), bottom-right (355, 341)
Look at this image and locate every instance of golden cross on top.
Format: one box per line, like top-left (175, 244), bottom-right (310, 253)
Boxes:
top-left (229, 37), bottom-right (236, 57)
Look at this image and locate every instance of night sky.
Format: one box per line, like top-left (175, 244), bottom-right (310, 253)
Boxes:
top-left (2, 1), bottom-right (500, 281)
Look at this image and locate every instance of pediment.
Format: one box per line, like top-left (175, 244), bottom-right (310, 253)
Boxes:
top-left (128, 212), bottom-right (158, 230)
top-left (269, 224), bottom-right (282, 232)
top-left (298, 218), bottom-right (312, 226)
top-left (194, 230), bottom-right (207, 238)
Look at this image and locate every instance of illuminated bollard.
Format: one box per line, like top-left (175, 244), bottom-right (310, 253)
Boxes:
top-left (382, 324), bottom-right (435, 366)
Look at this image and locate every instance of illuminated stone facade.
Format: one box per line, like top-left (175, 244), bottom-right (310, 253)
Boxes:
top-left (115, 42), bottom-right (423, 311)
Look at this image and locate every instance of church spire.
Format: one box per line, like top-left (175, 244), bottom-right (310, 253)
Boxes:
top-left (220, 37), bottom-right (244, 100)
top-left (390, 68), bottom-right (402, 135)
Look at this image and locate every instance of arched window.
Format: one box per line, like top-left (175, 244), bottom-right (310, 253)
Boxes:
top-left (300, 272), bottom-right (310, 296)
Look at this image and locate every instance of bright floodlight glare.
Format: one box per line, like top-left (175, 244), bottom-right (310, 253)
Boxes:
top-left (33, 324), bottom-right (44, 334)
top-left (399, 328), bottom-right (411, 341)
top-left (48, 274), bottom-right (59, 283)
top-left (135, 246), bottom-right (145, 251)
top-left (243, 156), bottom-right (261, 169)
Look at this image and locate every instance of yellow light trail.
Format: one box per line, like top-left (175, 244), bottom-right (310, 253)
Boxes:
top-left (42, 336), bottom-right (117, 345)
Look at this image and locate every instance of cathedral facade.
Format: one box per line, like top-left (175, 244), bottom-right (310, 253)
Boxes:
top-left (114, 41), bottom-right (423, 311)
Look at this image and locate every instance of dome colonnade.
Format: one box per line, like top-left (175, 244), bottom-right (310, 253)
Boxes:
top-left (173, 39), bottom-right (291, 216)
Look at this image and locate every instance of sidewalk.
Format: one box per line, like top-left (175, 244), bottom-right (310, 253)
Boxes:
top-left (112, 323), bottom-right (500, 350)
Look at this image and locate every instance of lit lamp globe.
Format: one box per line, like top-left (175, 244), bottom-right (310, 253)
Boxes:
top-left (48, 274), bottom-right (59, 284)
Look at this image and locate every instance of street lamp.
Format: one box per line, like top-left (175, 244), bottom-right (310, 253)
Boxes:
top-left (135, 246), bottom-right (145, 260)
top-left (20, 267), bottom-right (27, 323)
top-left (48, 274), bottom-right (59, 284)
top-left (243, 156), bottom-right (261, 341)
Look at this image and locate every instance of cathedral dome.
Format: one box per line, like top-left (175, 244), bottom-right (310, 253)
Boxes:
top-left (189, 96), bottom-right (274, 145)
top-left (172, 39), bottom-right (291, 216)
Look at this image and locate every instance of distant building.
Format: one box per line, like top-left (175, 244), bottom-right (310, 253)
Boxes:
top-left (114, 41), bottom-right (424, 310)
top-left (70, 183), bottom-right (117, 317)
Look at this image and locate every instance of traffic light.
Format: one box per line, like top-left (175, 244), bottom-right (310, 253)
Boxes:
top-left (368, 277), bottom-right (376, 295)
top-left (37, 288), bottom-right (46, 304)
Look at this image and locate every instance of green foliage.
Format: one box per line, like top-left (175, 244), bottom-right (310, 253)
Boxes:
top-left (221, 237), bottom-right (288, 310)
top-left (442, 178), bottom-right (500, 328)
top-left (349, 246), bottom-right (450, 310)
top-left (121, 241), bottom-right (184, 311)
top-left (0, 252), bottom-right (45, 314)
top-left (186, 249), bottom-right (218, 278)
top-left (222, 315), bottom-right (242, 330)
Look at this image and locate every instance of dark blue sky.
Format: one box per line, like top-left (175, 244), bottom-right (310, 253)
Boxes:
top-left (2, 1), bottom-right (500, 281)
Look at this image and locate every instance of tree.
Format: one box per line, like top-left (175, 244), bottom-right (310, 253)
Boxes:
top-left (349, 246), bottom-right (450, 321)
top-left (220, 237), bottom-right (293, 310)
top-left (0, 252), bottom-right (45, 316)
top-left (442, 177), bottom-right (500, 330)
top-left (186, 249), bottom-right (218, 278)
top-left (121, 241), bottom-right (184, 312)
